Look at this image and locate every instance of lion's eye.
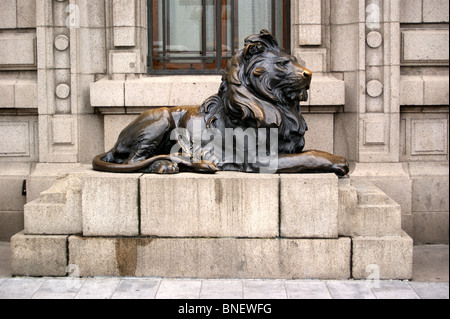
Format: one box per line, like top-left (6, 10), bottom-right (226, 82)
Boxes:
top-left (276, 60), bottom-right (290, 68)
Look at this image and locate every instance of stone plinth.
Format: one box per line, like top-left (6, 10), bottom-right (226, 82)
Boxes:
top-left (140, 173), bottom-right (279, 238)
top-left (82, 172), bottom-right (142, 237)
top-left (11, 170), bottom-right (414, 280)
top-left (69, 237), bottom-right (351, 279)
top-left (280, 174), bottom-right (338, 238)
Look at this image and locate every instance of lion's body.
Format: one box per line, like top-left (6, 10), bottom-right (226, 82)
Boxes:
top-left (93, 30), bottom-right (349, 176)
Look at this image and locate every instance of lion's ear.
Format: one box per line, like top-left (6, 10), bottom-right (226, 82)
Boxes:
top-left (244, 42), bottom-right (264, 59)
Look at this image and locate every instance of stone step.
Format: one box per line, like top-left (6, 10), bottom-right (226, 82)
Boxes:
top-left (338, 179), bottom-right (402, 237)
top-left (24, 173), bottom-right (82, 235)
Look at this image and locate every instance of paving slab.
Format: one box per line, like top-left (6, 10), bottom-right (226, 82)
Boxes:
top-left (371, 281), bottom-right (420, 299)
top-left (409, 282), bottom-right (449, 299)
top-left (243, 280), bottom-right (287, 299)
top-left (285, 281), bottom-right (332, 299)
top-left (156, 280), bottom-right (202, 299)
top-left (0, 278), bottom-right (45, 299)
top-left (74, 278), bottom-right (121, 299)
top-left (112, 278), bottom-right (161, 299)
top-left (199, 280), bottom-right (244, 299)
top-left (413, 245), bottom-right (449, 282)
top-left (326, 281), bottom-right (376, 299)
top-left (31, 278), bottom-right (86, 299)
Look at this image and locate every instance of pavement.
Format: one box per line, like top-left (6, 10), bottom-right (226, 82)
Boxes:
top-left (0, 242), bottom-right (448, 299)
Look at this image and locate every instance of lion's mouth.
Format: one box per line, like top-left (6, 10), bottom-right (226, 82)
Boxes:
top-left (299, 87), bottom-right (309, 102)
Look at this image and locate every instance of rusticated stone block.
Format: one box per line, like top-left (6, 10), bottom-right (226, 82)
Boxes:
top-left (69, 236), bottom-right (351, 279)
top-left (280, 174), bottom-right (339, 238)
top-left (339, 180), bottom-right (402, 237)
top-left (82, 172), bottom-right (142, 237)
top-left (24, 173), bottom-right (83, 235)
top-left (11, 231), bottom-right (68, 277)
top-left (352, 231), bottom-right (413, 280)
top-left (140, 172), bottom-right (279, 238)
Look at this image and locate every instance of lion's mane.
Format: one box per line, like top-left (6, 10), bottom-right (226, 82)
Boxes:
top-left (201, 30), bottom-right (308, 154)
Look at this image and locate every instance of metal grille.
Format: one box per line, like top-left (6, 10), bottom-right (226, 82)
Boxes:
top-left (148, 0), bottom-right (290, 75)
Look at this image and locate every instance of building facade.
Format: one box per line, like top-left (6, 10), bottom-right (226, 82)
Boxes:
top-left (0, 0), bottom-right (448, 244)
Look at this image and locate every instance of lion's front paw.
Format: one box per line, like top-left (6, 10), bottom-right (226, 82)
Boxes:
top-left (331, 156), bottom-right (349, 177)
top-left (191, 160), bottom-right (219, 174)
top-left (148, 160), bottom-right (179, 175)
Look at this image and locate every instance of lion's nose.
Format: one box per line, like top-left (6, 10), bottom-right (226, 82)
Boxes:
top-left (302, 69), bottom-right (312, 79)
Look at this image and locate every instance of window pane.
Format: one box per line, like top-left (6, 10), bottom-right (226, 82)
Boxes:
top-left (237, 0), bottom-right (272, 49)
top-left (150, 0), bottom-right (289, 73)
top-left (168, 0), bottom-right (202, 53)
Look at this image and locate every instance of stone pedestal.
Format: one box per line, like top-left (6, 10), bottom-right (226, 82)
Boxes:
top-left (11, 170), bottom-right (413, 280)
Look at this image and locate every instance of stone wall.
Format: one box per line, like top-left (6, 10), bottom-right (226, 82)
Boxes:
top-left (399, 0), bottom-right (449, 244)
top-left (0, 0), bottom-right (448, 244)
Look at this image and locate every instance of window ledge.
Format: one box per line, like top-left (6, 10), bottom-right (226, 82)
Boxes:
top-left (90, 74), bottom-right (345, 114)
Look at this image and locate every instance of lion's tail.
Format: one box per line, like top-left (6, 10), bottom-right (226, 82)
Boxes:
top-left (92, 152), bottom-right (176, 173)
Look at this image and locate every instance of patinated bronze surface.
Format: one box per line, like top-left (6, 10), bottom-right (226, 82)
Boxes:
top-left (93, 30), bottom-right (349, 176)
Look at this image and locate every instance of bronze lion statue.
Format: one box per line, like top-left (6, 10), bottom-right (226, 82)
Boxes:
top-left (93, 30), bottom-right (349, 176)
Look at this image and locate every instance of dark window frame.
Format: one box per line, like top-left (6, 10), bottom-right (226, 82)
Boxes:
top-left (147, 0), bottom-right (291, 75)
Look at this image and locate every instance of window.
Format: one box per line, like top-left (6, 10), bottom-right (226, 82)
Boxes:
top-left (148, 0), bottom-right (290, 74)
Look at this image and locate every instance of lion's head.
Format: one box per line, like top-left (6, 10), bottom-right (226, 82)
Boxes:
top-left (202, 30), bottom-right (312, 153)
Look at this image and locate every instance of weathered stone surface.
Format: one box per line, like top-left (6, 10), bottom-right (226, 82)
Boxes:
top-left (339, 179), bottom-right (402, 237)
top-left (69, 236), bottom-right (351, 279)
top-left (352, 231), bottom-right (413, 280)
top-left (140, 172), bottom-right (279, 238)
top-left (24, 173), bottom-right (83, 235)
top-left (82, 172), bottom-right (142, 237)
top-left (11, 231), bottom-right (68, 277)
top-left (280, 174), bottom-right (338, 238)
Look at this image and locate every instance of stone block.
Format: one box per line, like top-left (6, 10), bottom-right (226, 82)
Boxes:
top-left (330, 0), bottom-right (360, 24)
top-left (400, 76), bottom-right (424, 105)
top-left (423, 0), bottom-right (449, 22)
top-left (423, 76), bottom-right (450, 105)
top-left (11, 231), bottom-right (68, 277)
top-left (77, 28), bottom-right (107, 74)
top-left (413, 211), bottom-right (449, 245)
top-left (339, 179), bottom-right (403, 237)
top-left (331, 24), bottom-right (360, 72)
top-left (24, 174), bottom-right (83, 235)
top-left (15, 80), bottom-right (38, 108)
top-left (352, 231), bottom-right (414, 280)
top-left (400, 0), bottom-right (422, 23)
top-left (90, 80), bottom-right (125, 107)
top-left (302, 114), bottom-right (334, 154)
top-left (17, 0), bottom-right (37, 28)
top-left (299, 25), bottom-right (322, 46)
top-left (280, 174), bottom-right (338, 238)
top-left (0, 80), bottom-right (15, 108)
top-left (412, 175), bottom-right (449, 213)
top-left (82, 172), bottom-right (141, 237)
top-left (402, 30), bottom-right (449, 64)
top-left (69, 236), bottom-right (351, 279)
top-left (0, 33), bottom-right (36, 68)
top-left (103, 115), bottom-right (137, 151)
top-left (309, 75), bottom-right (346, 105)
top-left (113, 0), bottom-right (136, 26)
top-left (0, 0), bottom-right (17, 29)
top-left (110, 50), bottom-right (140, 74)
top-left (292, 48), bottom-right (326, 73)
top-left (114, 27), bottom-right (136, 47)
top-left (140, 172), bottom-right (279, 238)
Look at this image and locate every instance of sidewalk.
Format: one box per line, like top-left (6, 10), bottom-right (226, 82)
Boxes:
top-left (0, 242), bottom-right (448, 299)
